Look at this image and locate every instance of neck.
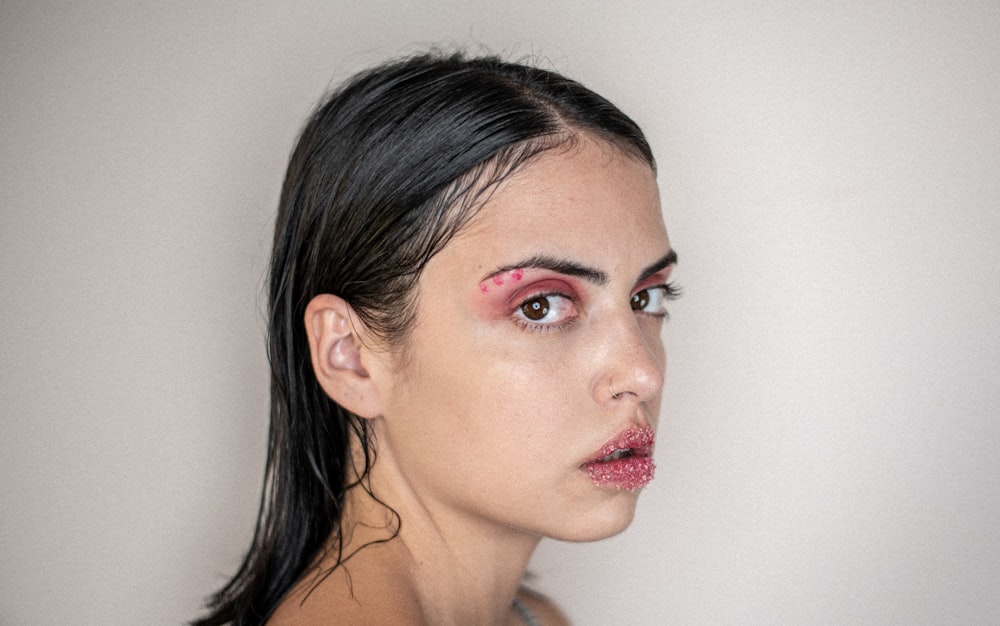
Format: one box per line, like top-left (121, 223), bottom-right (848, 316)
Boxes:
top-left (337, 440), bottom-right (542, 624)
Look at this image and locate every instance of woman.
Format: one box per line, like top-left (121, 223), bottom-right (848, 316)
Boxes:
top-left (197, 51), bottom-right (677, 625)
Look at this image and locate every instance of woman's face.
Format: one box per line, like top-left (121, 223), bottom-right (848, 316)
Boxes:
top-left (368, 135), bottom-right (674, 542)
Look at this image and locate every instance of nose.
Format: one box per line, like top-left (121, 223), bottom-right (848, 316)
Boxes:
top-left (592, 314), bottom-right (665, 405)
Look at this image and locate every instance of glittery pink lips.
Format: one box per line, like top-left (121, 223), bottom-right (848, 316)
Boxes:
top-left (582, 426), bottom-right (656, 491)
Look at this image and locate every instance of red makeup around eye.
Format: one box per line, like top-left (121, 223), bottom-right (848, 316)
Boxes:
top-left (479, 268), bottom-right (525, 293)
top-left (631, 268), bottom-right (674, 299)
top-left (469, 269), bottom-right (581, 322)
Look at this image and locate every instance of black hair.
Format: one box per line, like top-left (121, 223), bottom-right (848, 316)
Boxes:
top-left (195, 51), bottom-right (654, 625)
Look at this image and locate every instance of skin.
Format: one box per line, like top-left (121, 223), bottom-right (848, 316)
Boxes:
top-left (279, 134), bottom-right (674, 625)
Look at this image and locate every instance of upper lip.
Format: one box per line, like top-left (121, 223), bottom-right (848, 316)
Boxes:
top-left (583, 425), bottom-right (656, 464)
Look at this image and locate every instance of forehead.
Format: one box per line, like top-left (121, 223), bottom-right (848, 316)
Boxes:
top-left (450, 136), bottom-right (668, 263)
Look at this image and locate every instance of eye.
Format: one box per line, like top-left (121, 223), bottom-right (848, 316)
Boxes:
top-left (631, 284), bottom-right (679, 316)
top-left (520, 296), bottom-right (549, 321)
top-left (515, 293), bottom-right (577, 328)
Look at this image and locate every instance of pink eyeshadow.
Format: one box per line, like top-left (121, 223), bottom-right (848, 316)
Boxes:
top-left (480, 268), bottom-right (525, 295)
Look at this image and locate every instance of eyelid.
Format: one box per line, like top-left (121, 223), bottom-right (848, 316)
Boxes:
top-left (510, 281), bottom-right (581, 331)
top-left (632, 282), bottom-right (681, 318)
top-left (644, 282), bottom-right (681, 302)
top-left (504, 277), bottom-right (580, 308)
top-left (513, 293), bottom-right (579, 331)
top-left (634, 266), bottom-right (674, 292)
top-left (654, 282), bottom-right (681, 300)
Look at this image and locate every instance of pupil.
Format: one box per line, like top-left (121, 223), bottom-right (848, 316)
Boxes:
top-left (631, 290), bottom-right (649, 311)
top-left (522, 296), bottom-right (549, 321)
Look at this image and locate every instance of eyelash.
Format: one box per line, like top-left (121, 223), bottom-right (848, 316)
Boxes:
top-left (512, 282), bottom-right (681, 332)
top-left (632, 282), bottom-right (682, 318)
top-left (513, 291), bottom-right (579, 333)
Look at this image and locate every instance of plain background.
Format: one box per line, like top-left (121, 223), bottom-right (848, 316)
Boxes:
top-left (2, 2), bottom-right (998, 624)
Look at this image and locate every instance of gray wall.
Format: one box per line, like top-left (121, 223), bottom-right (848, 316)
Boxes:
top-left (2, 2), bottom-right (998, 624)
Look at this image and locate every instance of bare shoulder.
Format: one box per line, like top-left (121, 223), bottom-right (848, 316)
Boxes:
top-left (516, 585), bottom-right (572, 626)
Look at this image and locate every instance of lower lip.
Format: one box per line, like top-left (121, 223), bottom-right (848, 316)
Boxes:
top-left (583, 456), bottom-right (655, 491)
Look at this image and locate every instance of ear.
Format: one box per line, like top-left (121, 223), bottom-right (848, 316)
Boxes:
top-left (304, 294), bottom-right (384, 419)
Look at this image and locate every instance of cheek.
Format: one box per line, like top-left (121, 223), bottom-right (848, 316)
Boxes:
top-left (484, 354), bottom-right (586, 432)
top-left (643, 321), bottom-right (668, 363)
top-left (399, 293), bottom-right (590, 434)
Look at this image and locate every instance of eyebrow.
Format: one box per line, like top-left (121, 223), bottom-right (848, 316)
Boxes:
top-left (483, 249), bottom-right (677, 286)
top-left (486, 255), bottom-right (609, 285)
top-left (638, 250), bottom-right (678, 283)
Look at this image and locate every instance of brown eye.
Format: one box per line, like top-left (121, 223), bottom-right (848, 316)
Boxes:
top-left (520, 296), bottom-right (550, 321)
top-left (631, 290), bottom-right (650, 311)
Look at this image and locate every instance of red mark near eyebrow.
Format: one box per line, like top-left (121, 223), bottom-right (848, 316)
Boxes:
top-left (479, 268), bottom-right (525, 295)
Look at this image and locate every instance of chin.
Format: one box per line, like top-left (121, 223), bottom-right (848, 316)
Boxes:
top-left (551, 492), bottom-right (642, 543)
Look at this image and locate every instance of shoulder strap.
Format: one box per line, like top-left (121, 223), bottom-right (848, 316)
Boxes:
top-left (511, 596), bottom-right (543, 626)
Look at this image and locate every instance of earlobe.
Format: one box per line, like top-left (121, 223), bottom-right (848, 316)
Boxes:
top-left (304, 294), bottom-right (383, 419)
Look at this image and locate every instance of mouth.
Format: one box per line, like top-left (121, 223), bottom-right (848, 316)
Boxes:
top-left (582, 426), bottom-right (656, 491)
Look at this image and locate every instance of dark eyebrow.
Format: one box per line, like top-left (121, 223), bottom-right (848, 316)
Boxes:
top-left (484, 255), bottom-right (609, 285)
top-left (637, 250), bottom-right (678, 283)
top-left (483, 249), bottom-right (677, 286)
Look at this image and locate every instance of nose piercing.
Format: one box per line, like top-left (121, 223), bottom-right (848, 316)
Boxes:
top-left (610, 381), bottom-right (621, 399)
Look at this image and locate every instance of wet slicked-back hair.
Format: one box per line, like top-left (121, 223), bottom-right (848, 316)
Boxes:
top-left (196, 52), bottom-right (653, 625)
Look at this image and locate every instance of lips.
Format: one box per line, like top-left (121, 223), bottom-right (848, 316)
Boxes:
top-left (582, 426), bottom-right (656, 491)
